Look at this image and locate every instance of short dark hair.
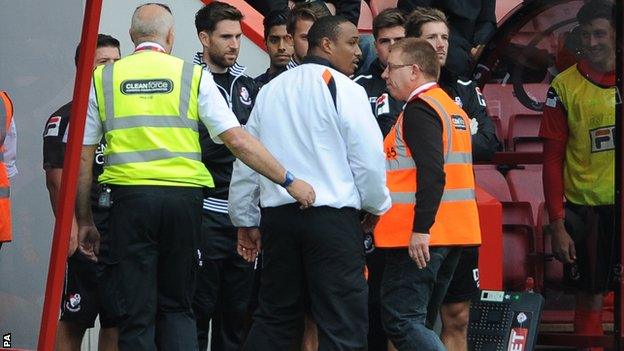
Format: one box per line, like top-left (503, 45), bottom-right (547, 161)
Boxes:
top-left (373, 8), bottom-right (406, 39)
top-left (307, 15), bottom-right (351, 50)
top-left (264, 9), bottom-right (290, 41)
top-left (74, 34), bottom-right (120, 66)
top-left (195, 1), bottom-right (243, 34)
top-left (577, 0), bottom-right (614, 27)
top-left (390, 38), bottom-right (440, 80)
top-left (287, 2), bottom-right (330, 34)
top-left (405, 7), bottom-right (448, 38)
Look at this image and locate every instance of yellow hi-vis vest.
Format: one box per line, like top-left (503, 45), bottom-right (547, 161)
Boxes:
top-left (550, 64), bottom-right (615, 205)
top-left (93, 50), bottom-right (213, 187)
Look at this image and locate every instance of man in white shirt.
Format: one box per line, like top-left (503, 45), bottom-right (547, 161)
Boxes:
top-left (229, 16), bottom-right (391, 350)
top-left (75, 3), bottom-right (314, 350)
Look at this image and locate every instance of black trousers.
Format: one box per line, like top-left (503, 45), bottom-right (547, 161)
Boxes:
top-left (193, 210), bottom-right (254, 351)
top-left (107, 185), bottom-right (203, 351)
top-left (243, 205), bottom-right (368, 351)
top-left (366, 247), bottom-right (388, 351)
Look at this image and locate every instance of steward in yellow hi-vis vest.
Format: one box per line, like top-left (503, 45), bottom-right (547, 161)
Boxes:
top-left (0, 91), bottom-right (13, 244)
top-left (93, 49), bottom-right (213, 187)
top-left (375, 86), bottom-right (481, 247)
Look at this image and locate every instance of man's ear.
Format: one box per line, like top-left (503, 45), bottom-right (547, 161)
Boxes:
top-left (168, 27), bottom-right (175, 45)
top-left (410, 63), bottom-right (421, 80)
top-left (321, 37), bottom-right (333, 54)
top-left (198, 31), bottom-right (210, 48)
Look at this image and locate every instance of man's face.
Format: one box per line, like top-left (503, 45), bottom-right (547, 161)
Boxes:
top-left (329, 22), bottom-right (362, 76)
top-left (381, 49), bottom-right (415, 101)
top-left (580, 18), bottom-right (615, 70)
top-left (293, 19), bottom-right (314, 62)
top-left (93, 46), bottom-right (120, 68)
top-left (374, 26), bottom-right (405, 66)
top-left (204, 20), bottom-right (242, 69)
top-left (416, 21), bottom-right (449, 66)
top-left (266, 24), bottom-right (294, 69)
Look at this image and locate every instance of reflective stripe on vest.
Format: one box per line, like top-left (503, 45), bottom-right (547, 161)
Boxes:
top-left (106, 149), bottom-right (201, 166)
top-left (390, 189), bottom-right (476, 204)
top-left (0, 187), bottom-right (10, 198)
top-left (101, 62), bottom-right (200, 166)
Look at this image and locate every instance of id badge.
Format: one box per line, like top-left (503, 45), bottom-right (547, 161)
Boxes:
top-left (98, 186), bottom-right (112, 208)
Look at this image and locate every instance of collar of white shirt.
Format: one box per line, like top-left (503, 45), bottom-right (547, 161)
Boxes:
top-left (134, 41), bottom-right (166, 52)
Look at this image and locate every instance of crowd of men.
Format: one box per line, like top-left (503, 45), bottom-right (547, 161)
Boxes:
top-left (36, 0), bottom-right (616, 350)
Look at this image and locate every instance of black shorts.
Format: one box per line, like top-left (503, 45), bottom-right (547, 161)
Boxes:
top-left (563, 202), bottom-right (616, 294)
top-left (60, 210), bottom-right (116, 329)
top-left (443, 246), bottom-right (480, 304)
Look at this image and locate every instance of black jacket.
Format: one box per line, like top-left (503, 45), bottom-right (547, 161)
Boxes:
top-left (438, 68), bottom-right (501, 161)
top-left (398, 0), bottom-right (496, 76)
top-left (353, 59), bottom-right (404, 137)
top-left (253, 0), bottom-right (361, 25)
top-left (193, 53), bottom-right (260, 200)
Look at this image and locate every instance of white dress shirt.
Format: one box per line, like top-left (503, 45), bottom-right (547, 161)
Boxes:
top-left (229, 61), bottom-right (391, 227)
top-left (82, 42), bottom-right (239, 145)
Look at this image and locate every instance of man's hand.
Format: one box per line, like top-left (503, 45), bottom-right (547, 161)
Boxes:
top-left (409, 232), bottom-right (430, 269)
top-left (550, 219), bottom-right (576, 264)
top-left (78, 224), bottom-right (100, 262)
top-left (470, 44), bottom-right (485, 60)
top-left (238, 227), bottom-right (261, 263)
top-left (286, 178), bottom-right (316, 209)
top-left (361, 212), bottom-right (380, 233)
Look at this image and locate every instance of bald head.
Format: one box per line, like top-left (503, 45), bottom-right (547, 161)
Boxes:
top-left (130, 3), bottom-right (175, 52)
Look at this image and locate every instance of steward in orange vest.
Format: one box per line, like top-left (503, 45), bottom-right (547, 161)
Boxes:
top-left (375, 38), bottom-right (480, 351)
top-left (374, 85), bottom-right (481, 247)
top-left (0, 91), bottom-right (14, 244)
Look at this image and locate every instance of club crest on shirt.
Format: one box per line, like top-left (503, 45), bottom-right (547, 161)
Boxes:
top-left (239, 86), bottom-right (252, 106)
top-left (376, 93), bottom-right (390, 116)
top-left (44, 116), bottom-right (62, 137)
top-left (454, 96), bottom-right (463, 107)
top-left (65, 293), bottom-right (82, 312)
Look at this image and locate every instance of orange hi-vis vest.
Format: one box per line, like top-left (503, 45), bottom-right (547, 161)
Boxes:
top-left (0, 91), bottom-right (13, 243)
top-left (374, 86), bottom-right (481, 248)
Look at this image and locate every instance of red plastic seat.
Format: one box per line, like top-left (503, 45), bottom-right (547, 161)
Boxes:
top-left (503, 226), bottom-right (533, 291)
top-left (506, 165), bottom-right (544, 225)
top-left (357, 1), bottom-right (373, 33)
top-left (508, 113), bottom-right (543, 151)
top-left (490, 115), bottom-right (504, 145)
top-left (482, 83), bottom-right (548, 150)
top-left (370, 0), bottom-right (398, 16)
top-left (474, 165), bottom-right (512, 202)
top-left (501, 201), bottom-right (537, 291)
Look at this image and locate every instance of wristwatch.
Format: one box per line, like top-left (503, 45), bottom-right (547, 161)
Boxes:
top-left (280, 170), bottom-right (295, 188)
